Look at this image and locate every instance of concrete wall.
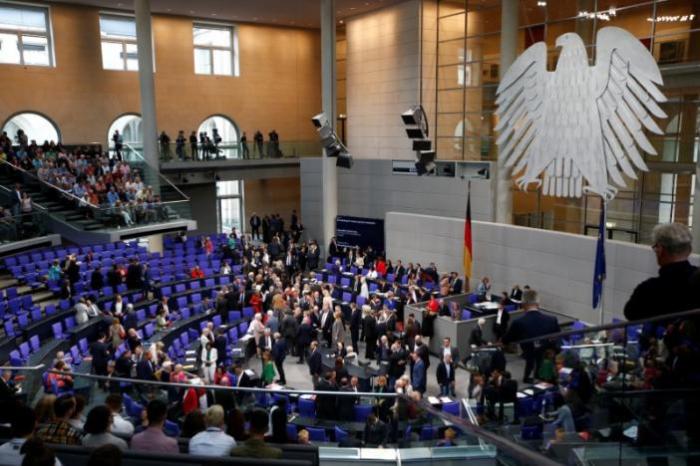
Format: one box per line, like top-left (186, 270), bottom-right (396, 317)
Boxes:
top-left (244, 177), bottom-right (301, 227)
top-left (0, 3), bottom-right (321, 145)
top-left (346, 0), bottom-right (421, 160)
top-left (385, 211), bottom-right (700, 323)
top-left (180, 183), bottom-right (217, 236)
top-left (300, 158), bottom-right (493, 247)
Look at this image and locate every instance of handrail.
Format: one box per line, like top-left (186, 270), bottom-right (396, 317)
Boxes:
top-left (122, 142), bottom-right (191, 201)
top-left (0, 160), bottom-right (98, 209)
top-left (512, 307), bottom-right (700, 345)
top-left (0, 181), bottom-right (48, 212)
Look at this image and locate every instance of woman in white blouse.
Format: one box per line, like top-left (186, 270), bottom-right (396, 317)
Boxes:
top-left (201, 341), bottom-right (218, 383)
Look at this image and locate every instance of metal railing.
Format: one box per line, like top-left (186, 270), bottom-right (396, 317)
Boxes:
top-left (140, 140), bottom-right (324, 162)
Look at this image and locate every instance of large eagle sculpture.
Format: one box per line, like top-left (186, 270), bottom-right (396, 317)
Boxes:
top-left (495, 27), bottom-right (667, 200)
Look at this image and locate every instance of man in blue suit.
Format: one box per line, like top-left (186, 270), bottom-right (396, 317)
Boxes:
top-left (272, 332), bottom-right (287, 385)
top-left (504, 289), bottom-right (560, 383)
top-left (411, 351), bottom-right (426, 394)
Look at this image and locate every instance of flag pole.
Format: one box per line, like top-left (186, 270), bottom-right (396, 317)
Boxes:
top-left (599, 198), bottom-right (607, 326)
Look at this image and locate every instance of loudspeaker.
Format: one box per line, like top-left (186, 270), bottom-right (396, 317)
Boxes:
top-left (415, 151), bottom-right (436, 176)
top-left (319, 125), bottom-right (336, 147)
top-left (325, 143), bottom-right (342, 158)
top-left (311, 113), bottom-right (327, 129)
top-left (412, 139), bottom-right (432, 151)
top-left (336, 152), bottom-right (353, 169)
top-left (405, 127), bottom-right (425, 139)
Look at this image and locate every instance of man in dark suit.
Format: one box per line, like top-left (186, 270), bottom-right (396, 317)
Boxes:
top-left (250, 213), bottom-right (262, 240)
top-left (319, 307), bottom-right (333, 346)
top-left (439, 337), bottom-right (460, 366)
top-left (257, 328), bottom-right (274, 363)
top-left (272, 332), bottom-right (287, 385)
top-left (469, 318), bottom-right (486, 347)
top-left (436, 354), bottom-right (456, 396)
top-left (214, 328), bottom-right (227, 362)
top-left (504, 289), bottom-right (560, 383)
top-left (349, 302), bottom-right (362, 352)
top-left (122, 307), bottom-right (139, 331)
top-left (126, 258), bottom-right (142, 290)
top-left (136, 351), bottom-right (156, 381)
top-left (308, 341), bottom-right (323, 387)
top-left (315, 372), bottom-right (337, 419)
top-left (296, 317), bottom-right (313, 363)
top-left (90, 333), bottom-right (111, 388)
top-left (364, 414), bottom-right (389, 447)
top-left (411, 351), bottom-right (426, 394)
top-left (450, 272), bottom-right (463, 295)
top-left (337, 377), bottom-right (357, 421)
top-left (493, 303), bottom-right (511, 342)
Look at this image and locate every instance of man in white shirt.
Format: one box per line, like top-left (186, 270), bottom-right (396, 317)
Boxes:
top-left (104, 394), bottom-right (134, 439)
top-left (189, 405), bottom-right (236, 456)
top-left (0, 406), bottom-right (62, 466)
top-left (74, 298), bottom-right (89, 325)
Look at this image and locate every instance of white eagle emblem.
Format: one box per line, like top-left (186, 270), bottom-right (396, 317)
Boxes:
top-left (495, 27), bottom-right (667, 200)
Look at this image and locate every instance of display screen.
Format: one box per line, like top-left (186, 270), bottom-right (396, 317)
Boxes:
top-left (335, 216), bottom-right (385, 254)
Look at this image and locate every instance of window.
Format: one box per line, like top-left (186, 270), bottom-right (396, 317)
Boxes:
top-left (193, 23), bottom-right (238, 76)
top-left (99, 14), bottom-right (138, 71)
top-left (0, 2), bottom-right (53, 66)
top-left (198, 115), bottom-right (240, 158)
top-left (217, 180), bottom-right (244, 233)
top-left (3, 112), bottom-right (60, 144)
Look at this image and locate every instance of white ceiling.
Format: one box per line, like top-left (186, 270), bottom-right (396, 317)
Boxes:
top-left (48, 0), bottom-right (406, 28)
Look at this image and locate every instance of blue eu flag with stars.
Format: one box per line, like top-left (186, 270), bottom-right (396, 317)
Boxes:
top-left (593, 201), bottom-right (606, 309)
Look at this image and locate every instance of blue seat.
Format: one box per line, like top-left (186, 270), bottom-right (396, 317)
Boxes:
top-left (353, 404), bottom-right (373, 422)
top-left (286, 424), bottom-right (298, 442)
top-left (144, 323), bottom-right (155, 338)
top-left (164, 420), bottom-right (180, 437)
top-left (419, 425), bottom-right (437, 441)
top-left (31, 307), bottom-right (42, 322)
top-left (181, 308), bottom-right (191, 320)
top-left (18, 314), bottom-right (29, 329)
top-left (3, 320), bottom-right (14, 338)
top-left (306, 426), bottom-right (327, 442)
top-left (342, 292), bottom-right (352, 303)
top-left (64, 316), bottom-right (76, 330)
top-left (521, 423), bottom-right (543, 440)
top-left (175, 284), bottom-right (186, 293)
top-left (30, 335), bottom-right (41, 352)
top-left (242, 307), bottom-right (254, 319)
top-left (228, 310), bottom-right (241, 322)
top-left (190, 281), bottom-right (201, 290)
top-left (78, 338), bottom-right (89, 356)
top-left (297, 398), bottom-right (316, 418)
top-left (461, 309), bottom-right (472, 321)
top-left (334, 426), bottom-right (349, 443)
top-left (45, 304), bottom-right (56, 316)
top-left (212, 315), bottom-right (222, 327)
top-left (52, 322), bottom-right (64, 339)
top-left (19, 342), bottom-right (30, 359)
top-left (9, 350), bottom-right (24, 366)
top-left (442, 401), bottom-right (460, 416)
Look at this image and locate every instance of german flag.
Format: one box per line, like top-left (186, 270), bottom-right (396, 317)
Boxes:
top-left (463, 184), bottom-right (473, 280)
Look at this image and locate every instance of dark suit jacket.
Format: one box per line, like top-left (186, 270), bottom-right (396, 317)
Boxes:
top-left (90, 341), bottom-right (110, 370)
top-left (364, 420), bottom-right (388, 446)
top-left (123, 312), bottom-right (139, 331)
top-left (214, 336), bottom-right (227, 360)
top-left (436, 361), bottom-right (456, 386)
top-left (452, 279), bottom-right (463, 294)
top-left (308, 350), bottom-right (322, 376)
top-left (469, 326), bottom-right (484, 347)
top-left (412, 359), bottom-right (426, 392)
top-left (136, 360), bottom-right (156, 381)
top-left (297, 323), bottom-right (313, 346)
top-left (272, 339), bottom-right (286, 363)
top-left (258, 335), bottom-right (274, 353)
top-left (504, 310), bottom-right (561, 354)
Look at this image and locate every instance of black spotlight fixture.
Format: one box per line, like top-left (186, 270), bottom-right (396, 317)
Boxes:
top-left (311, 112), bottom-right (353, 169)
top-left (415, 151), bottom-right (436, 176)
top-left (336, 151), bottom-right (354, 169)
top-left (401, 105), bottom-right (435, 176)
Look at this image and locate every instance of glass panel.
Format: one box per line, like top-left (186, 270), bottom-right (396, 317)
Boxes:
top-left (217, 180), bottom-right (239, 196)
top-left (212, 49), bottom-right (232, 75)
top-left (99, 15), bottom-right (136, 39)
top-left (0, 5), bottom-right (47, 32)
top-left (193, 25), bottom-right (232, 47)
top-left (194, 47), bottom-right (211, 74)
top-left (21, 35), bottom-right (49, 66)
top-left (219, 197), bottom-right (242, 232)
top-left (101, 41), bottom-right (124, 70)
top-left (125, 42), bottom-right (138, 71)
top-left (438, 13), bottom-right (465, 42)
top-left (0, 32), bottom-right (20, 64)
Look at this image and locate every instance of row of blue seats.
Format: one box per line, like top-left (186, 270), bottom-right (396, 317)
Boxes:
top-left (3, 241), bottom-right (143, 267)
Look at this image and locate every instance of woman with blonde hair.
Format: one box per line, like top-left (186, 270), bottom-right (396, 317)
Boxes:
top-left (331, 310), bottom-right (345, 347)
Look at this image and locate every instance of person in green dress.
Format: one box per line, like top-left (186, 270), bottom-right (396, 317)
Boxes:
top-left (261, 350), bottom-right (276, 385)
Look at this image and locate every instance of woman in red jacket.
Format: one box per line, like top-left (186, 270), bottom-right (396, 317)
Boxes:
top-left (375, 257), bottom-right (387, 277)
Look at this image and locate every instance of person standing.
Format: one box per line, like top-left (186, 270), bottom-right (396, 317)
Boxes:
top-left (436, 354), bottom-right (456, 396)
top-left (112, 130), bottom-right (123, 160)
top-left (272, 332), bottom-right (287, 385)
top-left (249, 212), bottom-right (261, 240)
top-left (503, 289), bottom-right (560, 383)
top-left (240, 132), bottom-right (249, 159)
top-left (349, 302), bottom-right (362, 353)
top-left (308, 341), bottom-right (322, 387)
top-left (189, 131), bottom-right (198, 160)
top-left (175, 130), bottom-right (186, 160)
top-left (159, 131), bottom-right (171, 159)
top-left (493, 302), bottom-right (511, 342)
top-left (296, 317), bottom-right (313, 363)
top-left (411, 352), bottom-right (426, 395)
top-left (254, 130), bottom-right (263, 158)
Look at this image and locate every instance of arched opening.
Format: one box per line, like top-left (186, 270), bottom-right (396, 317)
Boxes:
top-left (197, 115), bottom-right (239, 159)
top-left (107, 114), bottom-right (142, 152)
top-left (2, 112), bottom-right (60, 145)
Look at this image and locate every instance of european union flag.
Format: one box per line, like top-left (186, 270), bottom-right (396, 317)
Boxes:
top-left (593, 201), bottom-right (606, 309)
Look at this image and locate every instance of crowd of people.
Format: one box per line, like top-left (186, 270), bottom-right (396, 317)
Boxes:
top-left (2, 130), bottom-right (171, 227)
top-left (155, 127), bottom-right (282, 161)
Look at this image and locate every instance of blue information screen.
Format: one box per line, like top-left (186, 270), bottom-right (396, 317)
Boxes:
top-left (335, 216), bottom-right (385, 254)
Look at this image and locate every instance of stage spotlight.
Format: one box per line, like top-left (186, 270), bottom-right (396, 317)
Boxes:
top-left (412, 139), bottom-right (432, 151)
top-left (336, 151), bottom-right (354, 169)
top-left (401, 105), bottom-right (423, 126)
top-left (311, 112), bottom-right (327, 129)
top-left (415, 151), bottom-right (436, 176)
top-left (319, 125), bottom-right (337, 147)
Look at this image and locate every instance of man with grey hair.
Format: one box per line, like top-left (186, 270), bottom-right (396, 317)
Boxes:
top-left (503, 289), bottom-right (560, 383)
top-left (625, 223), bottom-right (699, 321)
top-left (188, 404), bottom-right (236, 456)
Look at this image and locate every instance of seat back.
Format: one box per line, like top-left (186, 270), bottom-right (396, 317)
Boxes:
top-left (306, 426), bottom-right (327, 442)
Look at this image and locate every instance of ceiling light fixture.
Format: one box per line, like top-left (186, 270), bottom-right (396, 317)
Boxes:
top-left (537, 1), bottom-right (547, 6)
